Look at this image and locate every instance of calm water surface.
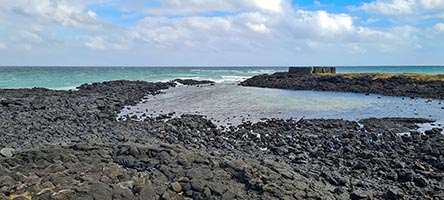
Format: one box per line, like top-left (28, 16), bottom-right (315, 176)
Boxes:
top-left (119, 84), bottom-right (444, 126)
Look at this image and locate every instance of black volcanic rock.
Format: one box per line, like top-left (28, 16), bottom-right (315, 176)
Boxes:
top-left (173, 79), bottom-right (215, 85)
top-left (240, 73), bottom-right (444, 99)
top-left (1, 80), bottom-right (444, 199)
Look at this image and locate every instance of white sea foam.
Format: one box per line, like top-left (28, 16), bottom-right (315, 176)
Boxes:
top-left (246, 70), bottom-right (277, 74)
top-left (175, 77), bottom-right (202, 80)
top-left (219, 76), bottom-right (249, 83)
top-left (191, 69), bottom-right (277, 74)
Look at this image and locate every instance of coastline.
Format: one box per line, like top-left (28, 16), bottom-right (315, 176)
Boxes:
top-left (240, 72), bottom-right (444, 100)
top-left (3, 66), bottom-right (444, 90)
top-left (1, 80), bottom-right (444, 199)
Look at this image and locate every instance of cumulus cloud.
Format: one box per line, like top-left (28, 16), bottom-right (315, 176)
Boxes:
top-left (314, 11), bottom-right (354, 34)
top-left (357, 0), bottom-right (444, 15)
top-left (141, 0), bottom-right (285, 15)
top-left (0, 0), bottom-right (104, 30)
top-left (122, 5), bottom-right (419, 58)
top-left (0, 0), bottom-right (439, 65)
top-left (358, 0), bottom-right (415, 15)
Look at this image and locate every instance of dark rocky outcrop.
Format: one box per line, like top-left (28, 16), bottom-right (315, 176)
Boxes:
top-left (0, 80), bottom-right (174, 148)
top-left (240, 72), bottom-right (444, 99)
top-left (173, 79), bottom-right (215, 86)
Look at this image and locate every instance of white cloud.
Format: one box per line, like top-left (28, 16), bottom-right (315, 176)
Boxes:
top-left (316, 11), bottom-right (354, 34)
top-left (0, 0), bottom-right (438, 65)
top-left (358, 0), bottom-right (415, 15)
top-left (85, 36), bottom-right (128, 50)
top-left (254, 0), bottom-right (283, 13)
top-left (1, 0), bottom-right (103, 30)
top-left (0, 0), bottom-right (112, 52)
top-left (87, 10), bottom-right (98, 19)
top-left (142, 0), bottom-right (285, 15)
top-left (123, 6), bottom-right (419, 57)
top-left (358, 0), bottom-right (444, 15)
top-left (247, 23), bottom-right (269, 33)
top-left (435, 23), bottom-right (444, 32)
top-left (421, 0), bottom-right (444, 10)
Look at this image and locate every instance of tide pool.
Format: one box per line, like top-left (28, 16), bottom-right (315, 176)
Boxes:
top-left (119, 83), bottom-right (444, 125)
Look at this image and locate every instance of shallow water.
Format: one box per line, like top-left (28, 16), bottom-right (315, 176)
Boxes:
top-left (119, 83), bottom-right (444, 126)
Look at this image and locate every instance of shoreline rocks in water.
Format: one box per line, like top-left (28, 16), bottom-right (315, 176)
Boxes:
top-left (240, 72), bottom-right (444, 99)
top-left (1, 80), bottom-right (444, 199)
top-left (173, 79), bottom-right (215, 86)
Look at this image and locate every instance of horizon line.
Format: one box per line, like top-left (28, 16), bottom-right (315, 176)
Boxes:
top-left (1, 65), bottom-right (444, 68)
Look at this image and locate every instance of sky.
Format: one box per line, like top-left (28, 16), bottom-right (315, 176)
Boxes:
top-left (0, 0), bottom-right (444, 66)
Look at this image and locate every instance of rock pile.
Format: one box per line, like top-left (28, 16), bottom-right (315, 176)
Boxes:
top-left (1, 80), bottom-right (444, 199)
top-left (1, 143), bottom-right (337, 200)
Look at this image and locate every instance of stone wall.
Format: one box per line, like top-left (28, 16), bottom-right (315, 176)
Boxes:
top-left (313, 67), bottom-right (336, 74)
top-left (288, 67), bottom-right (336, 74)
top-left (288, 67), bottom-right (313, 75)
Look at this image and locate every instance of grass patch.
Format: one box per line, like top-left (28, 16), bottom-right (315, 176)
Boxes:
top-left (319, 73), bottom-right (444, 82)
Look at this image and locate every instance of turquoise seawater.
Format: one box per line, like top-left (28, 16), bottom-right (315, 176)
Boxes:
top-left (1, 66), bottom-right (444, 89)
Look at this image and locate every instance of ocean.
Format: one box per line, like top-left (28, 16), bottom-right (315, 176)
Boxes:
top-left (1, 66), bottom-right (444, 89)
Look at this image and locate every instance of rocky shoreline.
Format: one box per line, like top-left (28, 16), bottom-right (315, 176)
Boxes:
top-left (240, 72), bottom-right (444, 99)
top-left (1, 80), bottom-right (444, 200)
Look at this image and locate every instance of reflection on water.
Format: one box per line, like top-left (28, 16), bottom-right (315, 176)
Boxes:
top-left (119, 83), bottom-right (444, 126)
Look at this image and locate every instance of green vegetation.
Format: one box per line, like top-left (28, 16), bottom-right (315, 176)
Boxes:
top-left (318, 73), bottom-right (444, 82)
